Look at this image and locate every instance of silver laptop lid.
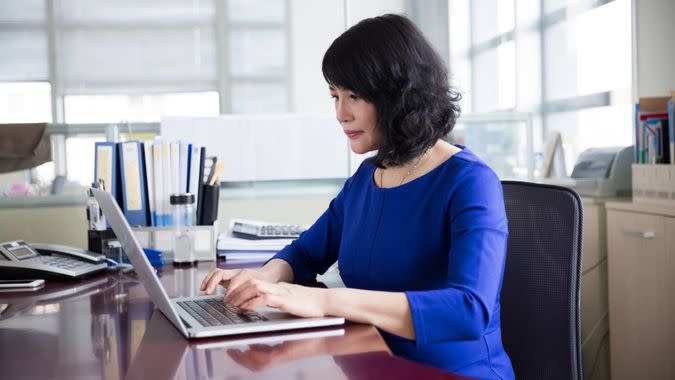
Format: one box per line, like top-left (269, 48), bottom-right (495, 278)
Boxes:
top-left (92, 188), bottom-right (189, 336)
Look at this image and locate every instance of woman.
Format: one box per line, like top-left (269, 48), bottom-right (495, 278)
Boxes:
top-left (202, 14), bottom-right (514, 379)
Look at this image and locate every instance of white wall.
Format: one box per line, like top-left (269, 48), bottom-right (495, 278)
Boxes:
top-left (632, 0), bottom-right (675, 98)
top-left (288, 0), bottom-right (407, 114)
top-left (345, 0), bottom-right (405, 26)
top-left (289, 0), bottom-right (345, 113)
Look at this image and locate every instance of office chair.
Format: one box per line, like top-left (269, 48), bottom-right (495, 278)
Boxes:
top-left (500, 181), bottom-right (583, 380)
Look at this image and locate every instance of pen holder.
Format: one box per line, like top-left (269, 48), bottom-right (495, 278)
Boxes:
top-left (199, 184), bottom-right (219, 226)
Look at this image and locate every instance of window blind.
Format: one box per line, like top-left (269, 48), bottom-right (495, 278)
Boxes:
top-left (0, 0), bottom-right (48, 81)
top-left (53, 0), bottom-right (218, 94)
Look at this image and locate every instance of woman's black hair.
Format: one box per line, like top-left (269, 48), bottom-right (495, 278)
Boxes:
top-left (322, 14), bottom-right (461, 168)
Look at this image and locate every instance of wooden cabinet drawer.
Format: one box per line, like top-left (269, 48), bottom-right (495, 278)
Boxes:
top-left (607, 210), bottom-right (668, 380)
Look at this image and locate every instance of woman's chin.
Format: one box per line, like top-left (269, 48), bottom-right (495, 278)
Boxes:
top-left (349, 142), bottom-right (377, 155)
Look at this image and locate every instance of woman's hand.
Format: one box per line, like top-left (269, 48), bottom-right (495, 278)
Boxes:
top-left (200, 268), bottom-right (277, 297)
top-left (228, 280), bottom-right (329, 318)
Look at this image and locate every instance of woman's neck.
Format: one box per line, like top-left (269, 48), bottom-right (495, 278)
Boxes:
top-left (376, 140), bottom-right (460, 188)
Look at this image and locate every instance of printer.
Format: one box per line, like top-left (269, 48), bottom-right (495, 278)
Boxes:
top-left (544, 146), bottom-right (633, 197)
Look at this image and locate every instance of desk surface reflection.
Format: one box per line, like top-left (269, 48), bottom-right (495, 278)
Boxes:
top-left (0, 261), bottom-right (464, 379)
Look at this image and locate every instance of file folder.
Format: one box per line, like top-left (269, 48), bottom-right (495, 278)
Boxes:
top-left (119, 141), bottom-right (149, 226)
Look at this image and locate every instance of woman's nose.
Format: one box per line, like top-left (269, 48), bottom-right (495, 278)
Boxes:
top-left (336, 100), bottom-right (352, 123)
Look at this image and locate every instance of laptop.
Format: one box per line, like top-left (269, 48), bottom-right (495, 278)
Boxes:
top-left (92, 188), bottom-right (345, 339)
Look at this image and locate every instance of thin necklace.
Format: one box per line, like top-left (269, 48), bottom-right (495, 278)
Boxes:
top-left (380, 148), bottom-right (432, 187)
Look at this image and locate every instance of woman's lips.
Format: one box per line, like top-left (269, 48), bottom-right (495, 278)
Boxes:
top-left (345, 131), bottom-right (363, 139)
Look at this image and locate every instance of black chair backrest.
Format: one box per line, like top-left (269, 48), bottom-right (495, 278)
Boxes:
top-left (500, 181), bottom-right (583, 380)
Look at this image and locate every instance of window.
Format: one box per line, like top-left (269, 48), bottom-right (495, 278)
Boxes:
top-left (448, 0), bottom-right (632, 176)
top-left (64, 92), bottom-right (219, 123)
top-left (1, 0), bottom-right (289, 187)
top-left (0, 82), bottom-right (52, 123)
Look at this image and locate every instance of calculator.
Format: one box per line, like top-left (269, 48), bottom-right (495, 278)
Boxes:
top-left (231, 221), bottom-right (307, 240)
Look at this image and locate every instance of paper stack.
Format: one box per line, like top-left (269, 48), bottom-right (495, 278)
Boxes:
top-left (217, 219), bottom-right (295, 262)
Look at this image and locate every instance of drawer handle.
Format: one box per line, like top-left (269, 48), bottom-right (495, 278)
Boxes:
top-left (621, 228), bottom-right (656, 239)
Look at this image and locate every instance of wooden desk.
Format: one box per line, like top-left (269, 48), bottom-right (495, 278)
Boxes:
top-left (0, 261), bottom-right (464, 379)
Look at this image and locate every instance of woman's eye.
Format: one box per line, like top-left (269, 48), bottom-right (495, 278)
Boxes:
top-left (349, 94), bottom-right (359, 100)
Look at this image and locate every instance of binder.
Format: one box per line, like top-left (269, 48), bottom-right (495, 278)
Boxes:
top-left (161, 140), bottom-right (172, 226)
top-left (94, 142), bottom-right (119, 200)
top-left (143, 141), bottom-right (155, 226)
top-left (119, 141), bottom-right (149, 226)
top-left (152, 142), bottom-right (165, 226)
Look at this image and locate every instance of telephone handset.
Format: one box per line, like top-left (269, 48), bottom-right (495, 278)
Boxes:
top-left (0, 240), bottom-right (107, 280)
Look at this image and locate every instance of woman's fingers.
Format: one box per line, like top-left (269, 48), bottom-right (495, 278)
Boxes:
top-left (199, 268), bottom-right (218, 291)
top-left (228, 281), bottom-right (283, 307)
top-left (224, 269), bottom-right (266, 298)
top-left (226, 279), bottom-right (277, 306)
top-left (201, 269), bottom-right (239, 294)
top-left (241, 293), bottom-right (282, 310)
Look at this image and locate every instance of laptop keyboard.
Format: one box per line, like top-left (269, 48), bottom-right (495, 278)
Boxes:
top-left (177, 298), bottom-right (268, 327)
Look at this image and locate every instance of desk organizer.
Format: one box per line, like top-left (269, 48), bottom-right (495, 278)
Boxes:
top-left (632, 164), bottom-right (675, 204)
top-left (132, 220), bottom-right (218, 262)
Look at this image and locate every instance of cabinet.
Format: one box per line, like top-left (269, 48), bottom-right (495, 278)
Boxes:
top-left (606, 202), bottom-right (675, 380)
top-left (580, 197), bottom-right (617, 380)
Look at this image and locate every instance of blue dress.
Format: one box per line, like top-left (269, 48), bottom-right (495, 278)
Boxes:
top-left (272, 146), bottom-right (515, 379)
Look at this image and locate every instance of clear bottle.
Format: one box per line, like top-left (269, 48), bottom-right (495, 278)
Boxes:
top-left (170, 193), bottom-right (196, 264)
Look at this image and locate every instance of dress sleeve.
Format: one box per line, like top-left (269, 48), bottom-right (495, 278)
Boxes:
top-left (404, 165), bottom-right (509, 344)
top-left (269, 175), bottom-right (354, 284)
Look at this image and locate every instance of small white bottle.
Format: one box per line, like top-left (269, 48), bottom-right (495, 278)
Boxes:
top-left (170, 193), bottom-right (196, 264)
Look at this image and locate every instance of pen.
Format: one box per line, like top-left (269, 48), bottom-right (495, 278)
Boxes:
top-left (208, 161), bottom-right (224, 186)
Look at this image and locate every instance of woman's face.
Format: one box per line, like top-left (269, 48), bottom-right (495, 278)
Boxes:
top-left (330, 85), bottom-right (379, 154)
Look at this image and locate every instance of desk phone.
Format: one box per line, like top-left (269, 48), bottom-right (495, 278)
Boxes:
top-left (0, 240), bottom-right (107, 280)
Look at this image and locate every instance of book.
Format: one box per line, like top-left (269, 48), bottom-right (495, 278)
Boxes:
top-left (669, 96), bottom-right (674, 165)
top-left (635, 96), bottom-right (672, 164)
